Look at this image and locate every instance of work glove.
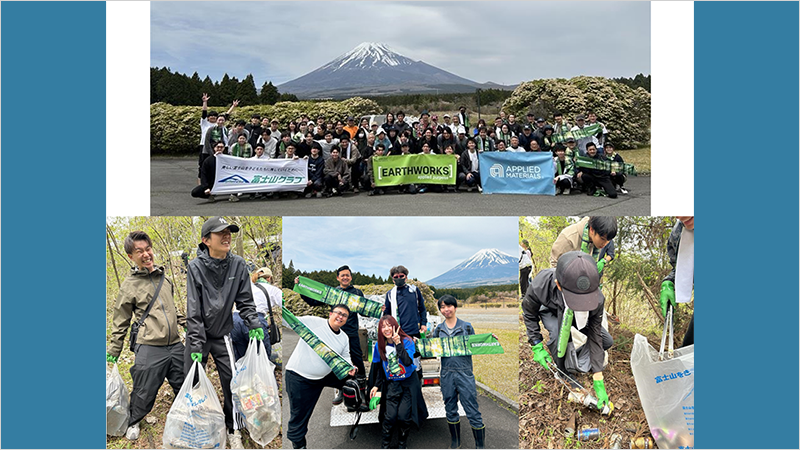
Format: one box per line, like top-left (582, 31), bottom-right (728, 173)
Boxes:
top-left (531, 342), bottom-right (553, 369)
top-left (249, 328), bottom-right (265, 341)
top-left (593, 379), bottom-right (609, 410)
top-left (660, 280), bottom-right (676, 317)
top-left (106, 353), bottom-right (118, 363)
top-left (191, 352), bottom-right (203, 363)
top-left (596, 258), bottom-right (606, 273)
top-left (369, 394), bottom-right (381, 410)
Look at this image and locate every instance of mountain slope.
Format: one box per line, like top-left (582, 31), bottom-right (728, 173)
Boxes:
top-left (425, 248), bottom-right (518, 289)
top-left (278, 42), bottom-right (497, 98)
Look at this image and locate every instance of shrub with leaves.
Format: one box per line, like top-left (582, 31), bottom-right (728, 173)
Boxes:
top-left (502, 76), bottom-right (651, 149)
top-left (151, 98), bottom-right (381, 155)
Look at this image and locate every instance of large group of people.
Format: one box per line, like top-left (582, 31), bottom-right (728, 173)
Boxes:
top-left (191, 95), bottom-right (630, 201)
top-left (107, 218), bottom-right (282, 448)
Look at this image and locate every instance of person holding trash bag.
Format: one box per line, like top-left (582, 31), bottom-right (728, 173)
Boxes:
top-left (184, 216), bottom-right (265, 449)
top-left (522, 251), bottom-right (614, 411)
top-left (368, 315), bottom-right (429, 449)
top-left (107, 230), bottom-right (186, 441)
top-left (659, 216), bottom-right (695, 347)
top-left (431, 295), bottom-right (487, 449)
top-left (285, 304), bottom-right (358, 449)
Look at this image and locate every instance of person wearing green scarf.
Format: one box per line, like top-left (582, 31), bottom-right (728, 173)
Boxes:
top-left (553, 143), bottom-right (575, 195)
top-left (604, 143), bottom-right (628, 194)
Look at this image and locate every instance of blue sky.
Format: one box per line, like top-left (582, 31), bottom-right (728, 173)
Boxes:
top-left (283, 216), bottom-right (518, 281)
top-left (151, 2), bottom-right (650, 87)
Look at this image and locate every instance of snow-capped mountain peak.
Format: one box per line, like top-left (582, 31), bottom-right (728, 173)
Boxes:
top-left (424, 248), bottom-right (517, 289)
top-left (321, 42), bottom-right (415, 72)
top-left (456, 248), bottom-right (515, 270)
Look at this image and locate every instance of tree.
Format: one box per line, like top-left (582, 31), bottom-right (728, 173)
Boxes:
top-left (259, 81), bottom-right (279, 105)
top-left (237, 74), bottom-right (259, 106)
top-left (218, 74), bottom-right (237, 106)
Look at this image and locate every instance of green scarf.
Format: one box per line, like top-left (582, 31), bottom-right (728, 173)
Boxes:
top-left (386, 349), bottom-right (404, 376)
top-left (575, 155), bottom-right (637, 176)
top-left (282, 307), bottom-right (354, 379)
top-left (293, 276), bottom-right (383, 318)
top-left (417, 333), bottom-right (504, 357)
top-left (548, 123), bottom-right (603, 144)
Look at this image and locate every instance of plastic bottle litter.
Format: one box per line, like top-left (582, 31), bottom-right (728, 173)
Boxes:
top-left (163, 361), bottom-right (226, 449)
top-left (106, 363), bottom-right (130, 436)
top-left (231, 339), bottom-right (281, 447)
top-left (576, 427), bottom-right (600, 441)
top-left (610, 433), bottom-right (623, 449)
top-left (567, 390), bottom-right (614, 415)
top-left (630, 436), bottom-right (656, 449)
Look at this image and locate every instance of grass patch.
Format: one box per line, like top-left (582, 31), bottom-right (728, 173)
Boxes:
top-left (472, 328), bottom-right (518, 402)
top-left (619, 147), bottom-right (651, 175)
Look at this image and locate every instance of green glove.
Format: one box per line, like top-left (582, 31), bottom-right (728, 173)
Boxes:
top-left (369, 395), bottom-right (381, 410)
top-left (596, 258), bottom-right (606, 273)
top-left (660, 280), bottom-right (676, 317)
top-left (249, 328), bottom-right (265, 341)
top-left (593, 379), bottom-right (609, 409)
top-left (106, 353), bottom-right (118, 363)
top-left (191, 352), bottom-right (203, 363)
top-left (531, 342), bottom-right (553, 369)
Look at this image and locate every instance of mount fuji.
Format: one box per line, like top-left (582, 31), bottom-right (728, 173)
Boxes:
top-left (278, 42), bottom-right (509, 99)
top-left (425, 248), bottom-right (518, 289)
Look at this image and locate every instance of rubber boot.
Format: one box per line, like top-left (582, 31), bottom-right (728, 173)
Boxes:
top-left (291, 437), bottom-right (307, 449)
top-left (448, 421), bottom-right (461, 449)
top-left (357, 376), bottom-right (371, 412)
top-left (332, 388), bottom-right (343, 405)
top-left (381, 422), bottom-right (394, 449)
top-left (472, 427), bottom-right (485, 449)
top-left (398, 426), bottom-right (410, 449)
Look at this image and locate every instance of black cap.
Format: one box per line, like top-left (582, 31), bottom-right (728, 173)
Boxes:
top-left (523, 125), bottom-right (532, 130)
top-left (555, 251), bottom-right (600, 311)
top-left (536, 117), bottom-right (545, 123)
top-left (566, 137), bottom-right (576, 143)
top-left (201, 216), bottom-right (240, 238)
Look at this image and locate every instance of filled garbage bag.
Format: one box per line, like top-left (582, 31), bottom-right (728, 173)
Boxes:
top-left (106, 363), bottom-right (130, 436)
top-left (231, 338), bottom-right (281, 447)
top-left (163, 360), bottom-right (226, 449)
top-left (630, 334), bottom-right (694, 449)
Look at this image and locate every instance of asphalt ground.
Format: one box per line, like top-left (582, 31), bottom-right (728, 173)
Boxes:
top-left (280, 327), bottom-right (520, 449)
top-left (151, 157), bottom-right (650, 216)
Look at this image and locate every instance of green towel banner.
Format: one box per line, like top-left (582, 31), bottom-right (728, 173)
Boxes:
top-left (417, 333), bottom-right (504, 357)
top-left (293, 276), bottom-right (383, 319)
top-left (282, 306), bottom-right (354, 379)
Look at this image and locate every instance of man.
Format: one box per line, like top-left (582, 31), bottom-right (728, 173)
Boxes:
top-left (107, 231), bottom-right (186, 441)
top-left (332, 120), bottom-right (349, 140)
top-left (587, 111), bottom-right (609, 154)
top-left (230, 267), bottom-right (282, 363)
top-left (564, 137), bottom-right (579, 162)
top-left (576, 143), bottom-right (618, 198)
top-left (457, 106), bottom-right (470, 131)
top-left (280, 143), bottom-right (300, 160)
top-left (316, 131), bottom-right (341, 160)
top-left (285, 304), bottom-right (358, 449)
top-left (297, 266), bottom-right (370, 407)
top-left (185, 217), bottom-right (265, 449)
top-left (550, 216), bottom-right (617, 269)
top-left (459, 138), bottom-right (482, 192)
top-left (454, 127), bottom-right (469, 155)
top-left (432, 295), bottom-right (487, 449)
top-left (441, 114), bottom-right (455, 134)
top-left (191, 141), bottom-right (225, 201)
top-left (553, 112), bottom-right (570, 134)
top-left (304, 143), bottom-right (325, 198)
top-left (383, 265), bottom-right (428, 340)
top-left (203, 115), bottom-right (230, 155)
top-left (256, 128), bottom-right (278, 159)
top-left (524, 112), bottom-right (537, 130)
top-left (269, 119), bottom-right (282, 142)
top-left (363, 143), bottom-right (386, 196)
top-left (660, 216), bottom-right (694, 347)
top-left (250, 142), bottom-right (268, 160)
top-left (339, 135), bottom-right (361, 192)
top-left (570, 115), bottom-right (594, 155)
top-left (604, 143), bottom-right (628, 194)
top-left (507, 135), bottom-right (525, 152)
top-left (495, 140), bottom-right (507, 152)
top-left (518, 125), bottom-right (535, 151)
top-left (323, 147), bottom-right (350, 197)
top-left (245, 114), bottom-right (263, 148)
top-left (277, 133), bottom-right (294, 157)
top-left (507, 114), bottom-right (522, 135)
top-left (229, 120), bottom-right (250, 148)
top-left (343, 116), bottom-right (359, 142)
top-left (519, 240), bottom-right (533, 299)
top-left (394, 111), bottom-right (411, 136)
top-left (198, 94), bottom-right (237, 182)
top-left (296, 132), bottom-right (315, 159)
top-left (522, 251), bottom-right (614, 407)
top-left (229, 133), bottom-right (252, 158)
top-left (476, 127), bottom-right (495, 153)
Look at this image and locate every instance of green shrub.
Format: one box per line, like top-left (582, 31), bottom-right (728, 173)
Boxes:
top-left (502, 76), bottom-right (651, 149)
top-left (151, 97), bottom-right (381, 155)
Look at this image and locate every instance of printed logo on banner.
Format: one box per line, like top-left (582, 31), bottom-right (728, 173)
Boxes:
top-left (219, 175), bottom-right (250, 184)
top-left (489, 164), bottom-right (504, 177)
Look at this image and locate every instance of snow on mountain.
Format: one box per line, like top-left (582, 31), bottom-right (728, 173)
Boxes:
top-left (425, 248), bottom-right (518, 289)
top-left (320, 42), bottom-right (415, 71)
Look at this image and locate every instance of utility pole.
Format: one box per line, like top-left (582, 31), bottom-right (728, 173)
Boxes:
top-left (476, 88), bottom-right (482, 122)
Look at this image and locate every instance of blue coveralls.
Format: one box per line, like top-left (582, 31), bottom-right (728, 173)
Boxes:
top-left (432, 319), bottom-right (484, 430)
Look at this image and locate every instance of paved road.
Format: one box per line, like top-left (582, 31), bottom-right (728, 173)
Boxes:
top-left (280, 327), bottom-right (519, 449)
top-left (151, 157), bottom-right (650, 216)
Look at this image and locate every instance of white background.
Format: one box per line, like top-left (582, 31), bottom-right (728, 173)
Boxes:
top-left (106, 1), bottom-right (693, 217)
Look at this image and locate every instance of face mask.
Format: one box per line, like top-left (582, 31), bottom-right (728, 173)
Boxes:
top-left (393, 277), bottom-right (406, 287)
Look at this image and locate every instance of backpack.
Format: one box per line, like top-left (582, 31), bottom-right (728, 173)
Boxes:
top-left (341, 379), bottom-right (364, 440)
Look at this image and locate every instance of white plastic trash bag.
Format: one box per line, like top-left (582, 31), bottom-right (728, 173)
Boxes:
top-left (231, 338), bottom-right (281, 447)
top-left (163, 360), bottom-right (226, 449)
top-left (106, 363), bottom-right (130, 436)
top-left (630, 334), bottom-right (694, 449)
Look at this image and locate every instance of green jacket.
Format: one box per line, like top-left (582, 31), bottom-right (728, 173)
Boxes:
top-left (108, 265), bottom-right (186, 357)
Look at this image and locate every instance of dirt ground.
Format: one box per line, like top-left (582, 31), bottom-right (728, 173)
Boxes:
top-left (107, 355), bottom-right (283, 449)
top-left (518, 318), bottom-right (662, 449)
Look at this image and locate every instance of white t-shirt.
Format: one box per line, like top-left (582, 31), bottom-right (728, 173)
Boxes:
top-left (506, 145), bottom-right (526, 153)
top-left (251, 281), bottom-right (283, 314)
top-left (469, 151), bottom-right (479, 173)
top-left (286, 316), bottom-right (351, 380)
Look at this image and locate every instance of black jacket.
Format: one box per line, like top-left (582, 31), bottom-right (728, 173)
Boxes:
top-left (521, 268), bottom-right (605, 373)
top-left (199, 153), bottom-right (218, 190)
top-left (186, 244), bottom-right (260, 353)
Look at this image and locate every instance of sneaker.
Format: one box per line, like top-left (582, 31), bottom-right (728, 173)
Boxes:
top-left (332, 188), bottom-right (339, 196)
top-left (305, 193), bottom-right (312, 199)
top-left (477, 186), bottom-right (483, 193)
top-left (315, 192), bottom-right (322, 198)
top-left (228, 194), bottom-right (240, 202)
top-left (557, 187), bottom-right (563, 195)
top-left (620, 187), bottom-right (629, 194)
top-left (332, 389), bottom-right (344, 405)
top-left (227, 430), bottom-right (244, 449)
top-left (378, 189), bottom-right (385, 195)
top-left (206, 196), bottom-right (217, 203)
top-left (418, 187), bottom-right (427, 194)
top-left (125, 423), bottom-right (140, 441)
top-left (368, 190), bottom-right (375, 196)
top-left (353, 188), bottom-right (360, 194)
top-left (563, 187), bottom-right (571, 195)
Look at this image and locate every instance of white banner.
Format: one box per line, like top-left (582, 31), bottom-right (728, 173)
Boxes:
top-left (210, 154), bottom-right (308, 194)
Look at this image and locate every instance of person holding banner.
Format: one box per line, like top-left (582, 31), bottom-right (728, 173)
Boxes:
top-left (431, 295), bottom-right (487, 449)
top-left (576, 143), bottom-right (618, 198)
top-left (304, 143), bottom-right (325, 198)
top-left (323, 147), bottom-right (351, 197)
top-left (570, 114), bottom-right (595, 155)
top-left (286, 304), bottom-right (358, 449)
top-left (459, 138), bottom-right (483, 193)
top-left (191, 141), bottom-right (225, 201)
top-left (368, 315), bottom-right (429, 449)
top-left (553, 143), bottom-right (575, 195)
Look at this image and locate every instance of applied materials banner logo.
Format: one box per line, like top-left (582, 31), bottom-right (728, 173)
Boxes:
top-left (372, 154), bottom-right (457, 187)
top-left (211, 154), bottom-right (308, 194)
top-left (479, 152), bottom-right (555, 195)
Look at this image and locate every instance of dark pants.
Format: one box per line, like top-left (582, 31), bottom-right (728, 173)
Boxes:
top-left (304, 179), bottom-right (324, 195)
top-left (540, 306), bottom-right (614, 375)
top-left (129, 342), bottom-right (185, 426)
top-left (519, 266), bottom-right (532, 298)
top-left (682, 313), bottom-right (694, 347)
top-left (323, 175), bottom-right (348, 191)
top-left (230, 311), bottom-right (273, 362)
top-left (556, 178), bottom-right (573, 191)
top-left (348, 334), bottom-right (366, 376)
top-left (286, 370), bottom-right (348, 446)
top-left (458, 171), bottom-right (481, 188)
top-left (611, 174), bottom-right (626, 188)
top-left (579, 172), bottom-right (617, 198)
top-left (184, 336), bottom-right (237, 432)
top-left (441, 370), bottom-right (483, 429)
top-left (191, 184), bottom-right (212, 199)
top-left (198, 149), bottom-right (210, 178)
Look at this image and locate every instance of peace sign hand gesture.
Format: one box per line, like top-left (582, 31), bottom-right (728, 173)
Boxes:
top-left (392, 326), bottom-right (401, 345)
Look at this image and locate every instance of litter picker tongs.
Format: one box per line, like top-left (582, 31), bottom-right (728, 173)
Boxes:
top-left (659, 304), bottom-right (674, 360)
top-left (546, 361), bottom-right (614, 415)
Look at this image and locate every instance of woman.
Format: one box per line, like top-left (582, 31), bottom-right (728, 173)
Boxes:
top-left (496, 123), bottom-right (513, 146)
top-left (287, 121), bottom-right (303, 143)
top-left (473, 118), bottom-right (487, 136)
top-left (369, 316), bottom-right (428, 449)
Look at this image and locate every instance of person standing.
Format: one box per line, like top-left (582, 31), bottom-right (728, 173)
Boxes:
top-left (659, 216), bottom-right (694, 347)
top-left (107, 231), bottom-right (186, 441)
top-left (184, 217), bottom-right (265, 449)
top-left (519, 240), bottom-right (533, 299)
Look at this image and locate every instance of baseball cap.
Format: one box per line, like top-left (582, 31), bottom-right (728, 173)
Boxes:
top-left (201, 216), bottom-right (240, 237)
top-left (457, 126), bottom-right (466, 134)
top-left (255, 266), bottom-right (273, 278)
top-left (566, 137), bottom-right (576, 143)
top-left (523, 125), bottom-right (532, 130)
top-left (555, 251), bottom-right (600, 311)
top-left (576, 115), bottom-right (586, 121)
